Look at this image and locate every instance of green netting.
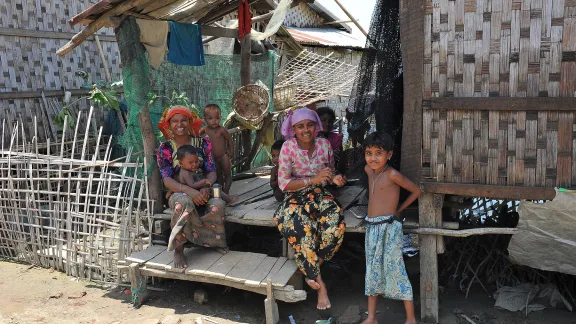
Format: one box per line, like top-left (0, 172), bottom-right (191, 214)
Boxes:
top-left (116, 17), bottom-right (276, 171)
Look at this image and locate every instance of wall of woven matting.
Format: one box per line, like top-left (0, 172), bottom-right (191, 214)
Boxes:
top-left (422, 0), bottom-right (576, 188)
top-left (0, 0), bottom-right (122, 143)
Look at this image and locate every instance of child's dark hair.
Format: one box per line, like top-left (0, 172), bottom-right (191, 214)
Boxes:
top-left (271, 139), bottom-right (285, 151)
top-left (316, 107), bottom-right (336, 121)
top-left (176, 145), bottom-right (198, 161)
top-left (204, 104), bottom-right (221, 115)
top-left (363, 132), bottom-right (394, 151)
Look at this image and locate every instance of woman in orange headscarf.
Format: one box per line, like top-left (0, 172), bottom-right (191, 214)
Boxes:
top-left (156, 105), bottom-right (225, 269)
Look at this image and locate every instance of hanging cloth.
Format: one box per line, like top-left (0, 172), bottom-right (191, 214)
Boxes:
top-left (167, 21), bottom-right (205, 66)
top-left (136, 19), bottom-right (169, 69)
top-left (238, 0), bottom-right (252, 39)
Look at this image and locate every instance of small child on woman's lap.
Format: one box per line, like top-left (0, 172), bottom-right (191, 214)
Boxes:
top-left (174, 145), bottom-right (237, 205)
top-left (200, 104), bottom-right (234, 194)
top-left (362, 132), bottom-right (421, 324)
top-left (269, 139), bottom-right (285, 202)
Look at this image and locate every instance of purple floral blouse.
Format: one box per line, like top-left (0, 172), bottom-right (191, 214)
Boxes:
top-left (156, 136), bottom-right (216, 179)
top-left (277, 137), bottom-right (334, 192)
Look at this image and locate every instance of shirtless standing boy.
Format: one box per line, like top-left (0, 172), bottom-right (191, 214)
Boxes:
top-left (362, 132), bottom-right (421, 324)
top-left (200, 104), bottom-right (234, 193)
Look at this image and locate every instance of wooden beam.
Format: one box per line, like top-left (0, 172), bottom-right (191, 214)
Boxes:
top-left (201, 26), bottom-right (239, 38)
top-left (68, 0), bottom-right (114, 26)
top-left (414, 227), bottom-right (518, 237)
top-left (419, 193), bottom-right (440, 323)
top-left (0, 27), bottom-right (116, 42)
top-left (399, 0), bottom-right (425, 185)
top-left (197, 0), bottom-right (260, 25)
top-left (430, 97), bottom-right (576, 111)
top-left (423, 182), bottom-right (557, 200)
top-left (0, 88), bottom-right (124, 100)
top-left (57, 0), bottom-right (156, 56)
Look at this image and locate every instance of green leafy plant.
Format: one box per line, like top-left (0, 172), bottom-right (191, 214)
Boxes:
top-left (54, 79), bottom-right (123, 128)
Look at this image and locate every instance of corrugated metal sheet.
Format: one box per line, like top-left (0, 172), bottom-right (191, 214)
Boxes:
top-left (286, 27), bottom-right (366, 49)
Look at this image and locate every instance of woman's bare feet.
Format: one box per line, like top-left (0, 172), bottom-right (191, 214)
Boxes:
top-left (361, 318), bottom-right (378, 324)
top-left (316, 275), bottom-right (331, 310)
top-left (404, 320), bottom-right (417, 324)
top-left (305, 277), bottom-right (321, 290)
top-left (173, 248), bottom-right (187, 269)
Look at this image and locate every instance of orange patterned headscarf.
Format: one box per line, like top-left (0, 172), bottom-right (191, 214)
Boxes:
top-left (158, 105), bottom-right (203, 139)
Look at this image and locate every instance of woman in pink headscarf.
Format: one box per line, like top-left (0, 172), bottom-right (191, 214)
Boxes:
top-left (273, 107), bottom-right (347, 310)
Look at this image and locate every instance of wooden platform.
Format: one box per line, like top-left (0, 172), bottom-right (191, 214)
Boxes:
top-left (126, 245), bottom-right (306, 303)
top-left (153, 175), bottom-right (446, 233)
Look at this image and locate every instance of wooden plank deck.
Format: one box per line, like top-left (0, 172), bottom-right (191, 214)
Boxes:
top-left (127, 246), bottom-right (306, 303)
top-left (155, 175), bottom-right (450, 233)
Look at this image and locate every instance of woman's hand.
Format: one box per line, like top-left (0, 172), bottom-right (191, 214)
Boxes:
top-left (312, 168), bottom-right (333, 185)
top-left (186, 187), bottom-right (209, 205)
top-left (332, 174), bottom-right (347, 187)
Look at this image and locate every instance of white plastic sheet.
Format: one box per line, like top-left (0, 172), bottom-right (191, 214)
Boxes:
top-left (508, 189), bottom-right (576, 276)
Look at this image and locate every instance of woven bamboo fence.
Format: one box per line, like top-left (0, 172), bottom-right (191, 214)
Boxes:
top-left (0, 106), bottom-right (152, 283)
top-left (421, 0), bottom-right (576, 189)
top-left (0, 0), bottom-right (122, 144)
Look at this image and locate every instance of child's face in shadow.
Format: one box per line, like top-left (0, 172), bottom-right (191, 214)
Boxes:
top-left (271, 149), bottom-right (281, 166)
top-left (364, 146), bottom-right (393, 171)
top-left (319, 113), bottom-right (334, 133)
top-left (204, 108), bottom-right (221, 129)
top-left (180, 153), bottom-right (200, 172)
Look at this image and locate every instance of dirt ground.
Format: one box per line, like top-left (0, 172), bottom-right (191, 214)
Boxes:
top-left (1, 260), bottom-right (574, 324)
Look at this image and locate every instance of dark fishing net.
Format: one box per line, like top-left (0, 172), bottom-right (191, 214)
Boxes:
top-left (347, 0), bottom-right (403, 170)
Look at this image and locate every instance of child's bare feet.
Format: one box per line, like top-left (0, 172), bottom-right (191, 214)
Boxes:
top-left (361, 318), bottom-right (378, 324)
top-left (173, 249), bottom-right (187, 269)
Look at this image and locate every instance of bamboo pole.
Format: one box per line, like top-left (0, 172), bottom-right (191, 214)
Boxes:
top-left (332, 0), bottom-right (368, 36)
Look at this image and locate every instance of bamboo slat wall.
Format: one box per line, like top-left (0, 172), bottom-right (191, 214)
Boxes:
top-left (422, 0), bottom-right (576, 189)
top-left (0, 0), bottom-right (122, 143)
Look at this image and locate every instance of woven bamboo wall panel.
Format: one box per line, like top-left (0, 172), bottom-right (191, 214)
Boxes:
top-left (422, 109), bottom-right (576, 188)
top-left (421, 0), bottom-right (576, 189)
top-left (0, 0), bottom-right (121, 143)
top-left (285, 2), bottom-right (325, 28)
top-left (423, 0), bottom-right (576, 98)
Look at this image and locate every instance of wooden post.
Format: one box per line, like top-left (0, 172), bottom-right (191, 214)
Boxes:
top-left (138, 104), bottom-right (163, 213)
top-left (94, 34), bottom-right (126, 132)
top-left (240, 34), bottom-right (252, 86)
top-left (115, 17), bottom-right (160, 210)
top-left (264, 279), bottom-right (280, 324)
top-left (419, 193), bottom-right (441, 323)
top-left (129, 263), bottom-right (149, 308)
top-left (399, 0), bottom-right (425, 185)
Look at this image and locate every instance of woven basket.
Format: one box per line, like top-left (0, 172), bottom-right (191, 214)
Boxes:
top-left (232, 84), bottom-right (270, 129)
top-left (273, 84), bottom-right (297, 111)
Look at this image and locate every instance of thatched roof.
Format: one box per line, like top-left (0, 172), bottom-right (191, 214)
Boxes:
top-left (57, 0), bottom-right (303, 56)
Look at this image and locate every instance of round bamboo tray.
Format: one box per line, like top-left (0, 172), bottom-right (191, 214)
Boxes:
top-left (232, 84), bottom-right (270, 129)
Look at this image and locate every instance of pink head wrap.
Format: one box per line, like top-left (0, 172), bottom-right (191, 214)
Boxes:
top-left (281, 107), bottom-right (323, 139)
